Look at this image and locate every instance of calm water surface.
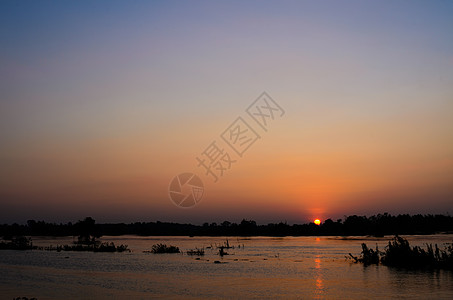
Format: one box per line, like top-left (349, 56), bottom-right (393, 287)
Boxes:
top-left (1, 235), bottom-right (453, 299)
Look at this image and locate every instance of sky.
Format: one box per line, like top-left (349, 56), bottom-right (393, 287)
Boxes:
top-left (1, 0), bottom-right (452, 224)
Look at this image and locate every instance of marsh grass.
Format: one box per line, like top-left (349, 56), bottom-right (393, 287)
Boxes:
top-left (39, 242), bottom-right (129, 252)
top-left (145, 243), bottom-right (180, 254)
top-left (350, 236), bottom-right (453, 269)
top-left (0, 236), bottom-right (35, 250)
top-left (186, 248), bottom-right (205, 256)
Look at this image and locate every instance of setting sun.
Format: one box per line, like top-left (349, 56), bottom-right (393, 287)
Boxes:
top-left (314, 219), bottom-right (321, 225)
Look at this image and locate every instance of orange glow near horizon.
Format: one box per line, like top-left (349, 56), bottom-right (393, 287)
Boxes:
top-left (314, 219), bottom-right (321, 225)
top-left (0, 1), bottom-right (452, 224)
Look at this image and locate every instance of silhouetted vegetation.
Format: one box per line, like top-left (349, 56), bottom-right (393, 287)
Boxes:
top-left (145, 243), bottom-right (180, 254)
top-left (186, 248), bottom-right (205, 256)
top-left (216, 239), bottom-right (234, 256)
top-left (0, 217), bottom-right (129, 252)
top-left (1, 213), bottom-right (453, 237)
top-left (218, 239), bottom-right (232, 249)
top-left (0, 236), bottom-right (35, 250)
top-left (218, 246), bottom-right (229, 257)
top-left (350, 236), bottom-right (453, 269)
top-left (349, 243), bottom-right (380, 265)
top-left (40, 242), bottom-right (129, 253)
top-left (74, 217), bottom-right (101, 245)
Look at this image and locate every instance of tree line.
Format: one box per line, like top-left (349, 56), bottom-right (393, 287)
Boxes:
top-left (1, 213), bottom-right (452, 238)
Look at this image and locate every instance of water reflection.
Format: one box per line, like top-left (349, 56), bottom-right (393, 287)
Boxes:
top-left (387, 267), bottom-right (450, 298)
top-left (2, 235), bottom-right (452, 299)
top-left (314, 255), bottom-right (324, 298)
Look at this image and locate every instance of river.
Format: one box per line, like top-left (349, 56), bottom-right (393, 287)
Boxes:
top-left (1, 235), bottom-right (452, 299)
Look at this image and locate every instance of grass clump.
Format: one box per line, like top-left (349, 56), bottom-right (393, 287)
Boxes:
top-left (349, 236), bottom-right (453, 269)
top-left (0, 236), bottom-right (35, 250)
top-left (186, 248), bottom-right (204, 256)
top-left (349, 243), bottom-right (380, 265)
top-left (146, 243), bottom-right (180, 254)
top-left (42, 242), bottom-right (129, 252)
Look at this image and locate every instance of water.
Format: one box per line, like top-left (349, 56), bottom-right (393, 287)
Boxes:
top-left (1, 235), bottom-right (453, 299)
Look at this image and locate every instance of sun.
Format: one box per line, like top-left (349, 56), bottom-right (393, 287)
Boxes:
top-left (314, 219), bottom-right (321, 225)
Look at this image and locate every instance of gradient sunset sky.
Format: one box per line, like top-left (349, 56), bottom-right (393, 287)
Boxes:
top-left (1, 1), bottom-right (452, 224)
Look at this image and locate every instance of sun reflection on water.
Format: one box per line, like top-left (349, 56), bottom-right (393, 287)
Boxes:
top-left (314, 255), bottom-right (324, 298)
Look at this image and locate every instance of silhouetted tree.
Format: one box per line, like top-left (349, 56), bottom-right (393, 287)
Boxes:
top-left (74, 217), bottom-right (101, 245)
top-left (1, 213), bottom-right (453, 237)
